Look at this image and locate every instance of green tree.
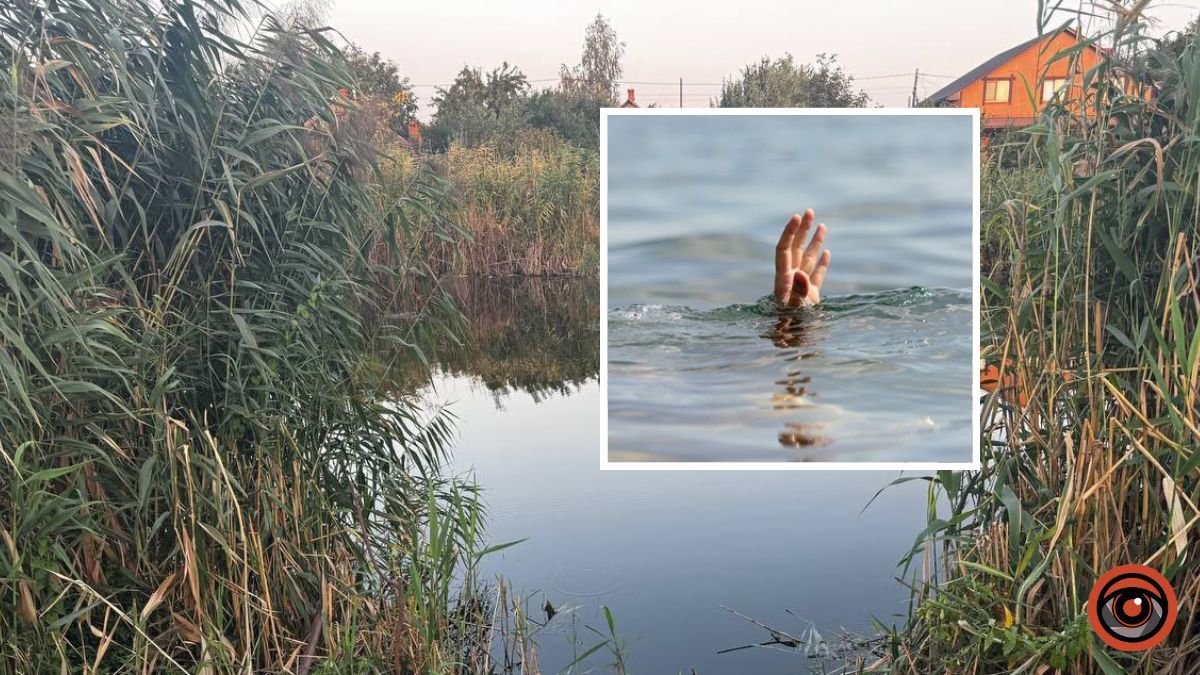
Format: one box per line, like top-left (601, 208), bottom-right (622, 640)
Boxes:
top-left (559, 13), bottom-right (625, 105)
top-left (718, 53), bottom-right (870, 108)
top-left (1158, 14), bottom-right (1198, 57)
top-left (526, 89), bottom-right (602, 149)
top-left (343, 44), bottom-right (418, 135)
top-left (482, 62), bottom-right (530, 117)
top-left (427, 63), bottom-right (531, 149)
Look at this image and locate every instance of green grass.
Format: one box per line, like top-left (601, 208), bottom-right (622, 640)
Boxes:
top-left (884, 8), bottom-right (1200, 674)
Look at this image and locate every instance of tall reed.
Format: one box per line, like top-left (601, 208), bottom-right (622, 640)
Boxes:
top-left (379, 132), bottom-right (600, 277)
top-left (888, 7), bottom-right (1200, 674)
top-left (0, 0), bottom-right (488, 671)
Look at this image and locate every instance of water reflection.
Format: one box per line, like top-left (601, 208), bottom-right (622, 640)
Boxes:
top-left (412, 278), bottom-right (929, 673)
top-left (762, 313), bottom-right (833, 452)
top-left (397, 277), bottom-right (599, 400)
top-left (441, 374), bottom-right (927, 674)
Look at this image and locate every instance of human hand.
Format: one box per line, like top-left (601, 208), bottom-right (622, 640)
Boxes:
top-left (774, 209), bottom-right (831, 307)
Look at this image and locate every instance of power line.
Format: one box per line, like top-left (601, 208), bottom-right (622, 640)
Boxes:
top-left (405, 71), bottom-right (958, 89)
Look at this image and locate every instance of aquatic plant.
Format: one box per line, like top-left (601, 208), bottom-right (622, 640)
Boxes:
top-left (887, 5), bottom-right (1200, 674)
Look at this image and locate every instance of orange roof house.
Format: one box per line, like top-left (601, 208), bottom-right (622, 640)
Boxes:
top-left (926, 28), bottom-right (1109, 129)
top-left (619, 88), bottom-right (638, 108)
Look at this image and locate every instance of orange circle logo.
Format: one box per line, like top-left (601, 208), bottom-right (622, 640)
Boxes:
top-left (1087, 564), bottom-right (1176, 651)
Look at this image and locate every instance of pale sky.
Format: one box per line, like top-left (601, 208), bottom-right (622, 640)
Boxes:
top-left (324, 0), bottom-right (1200, 118)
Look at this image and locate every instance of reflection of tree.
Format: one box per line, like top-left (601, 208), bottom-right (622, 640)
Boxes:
top-left (762, 314), bottom-right (830, 451)
top-left (384, 278), bottom-right (599, 402)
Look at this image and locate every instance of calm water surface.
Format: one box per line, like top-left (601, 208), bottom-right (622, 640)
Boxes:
top-left (607, 115), bottom-right (975, 462)
top-left (427, 279), bottom-right (930, 674)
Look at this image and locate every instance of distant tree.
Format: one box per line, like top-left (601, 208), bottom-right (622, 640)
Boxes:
top-left (482, 62), bottom-right (530, 117)
top-left (342, 45), bottom-right (418, 135)
top-left (526, 89), bottom-right (602, 149)
top-left (1116, 14), bottom-right (1196, 105)
top-left (1159, 15), bottom-right (1198, 57)
top-left (427, 63), bottom-right (530, 149)
top-left (560, 13), bottom-right (625, 105)
top-left (717, 53), bottom-right (870, 108)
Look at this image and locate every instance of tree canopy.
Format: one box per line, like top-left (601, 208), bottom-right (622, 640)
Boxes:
top-left (717, 53), bottom-right (870, 108)
top-left (342, 45), bottom-right (418, 135)
top-left (426, 63), bottom-right (531, 149)
top-left (427, 15), bottom-right (624, 151)
top-left (559, 13), bottom-right (625, 105)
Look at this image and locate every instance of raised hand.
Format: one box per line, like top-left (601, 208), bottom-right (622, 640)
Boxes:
top-left (774, 209), bottom-right (831, 307)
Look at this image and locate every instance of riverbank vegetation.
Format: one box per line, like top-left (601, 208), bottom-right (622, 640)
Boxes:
top-left (342, 15), bottom-right (618, 279)
top-left (378, 137), bottom-right (598, 277)
top-left (887, 7), bottom-right (1200, 674)
top-left (0, 0), bottom-right (599, 671)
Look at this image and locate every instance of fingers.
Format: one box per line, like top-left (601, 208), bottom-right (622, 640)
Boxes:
top-left (774, 264), bottom-right (792, 302)
top-left (774, 214), bottom-right (799, 299)
top-left (809, 249), bottom-right (831, 290)
top-left (790, 208), bottom-right (814, 264)
top-left (800, 222), bottom-right (827, 274)
top-left (775, 212), bottom-right (805, 300)
top-left (787, 270), bottom-right (810, 308)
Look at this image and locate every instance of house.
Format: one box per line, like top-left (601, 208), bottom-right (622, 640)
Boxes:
top-left (926, 27), bottom-right (1109, 129)
top-left (619, 88), bottom-right (638, 108)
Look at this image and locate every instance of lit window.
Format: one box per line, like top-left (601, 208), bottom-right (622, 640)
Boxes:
top-left (1041, 78), bottom-right (1068, 102)
top-left (984, 79), bottom-right (1011, 103)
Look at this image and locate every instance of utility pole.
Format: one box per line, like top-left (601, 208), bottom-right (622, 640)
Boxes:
top-left (679, 77), bottom-right (683, 108)
top-left (910, 68), bottom-right (920, 107)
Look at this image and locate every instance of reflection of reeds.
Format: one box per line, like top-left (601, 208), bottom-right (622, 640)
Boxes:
top-left (437, 278), bottom-right (599, 399)
top-left (384, 278), bottom-right (600, 400)
top-left (887, 10), bottom-right (1200, 674)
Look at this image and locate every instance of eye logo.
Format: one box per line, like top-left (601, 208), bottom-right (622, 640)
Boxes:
top-left (1087, 564), bottom-right (1176, 651)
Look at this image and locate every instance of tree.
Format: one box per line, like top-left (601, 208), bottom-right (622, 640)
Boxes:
top-left (559, 13), bottom-right (625, 105)
top-left (1118, 14), bottom-right (1196, 106)
top-left (717, 53), bottom-right (870, 108)
top-left (482, 62), bottom-right (530, 118)
top-left (342, 45), bottom-right (418, 135)
top-left (427, 63), bottom-right (531, 149)
top-left (526, 89), bottom-right (602, 149)
top-left (1158, 15), bottom-right (1198, 57)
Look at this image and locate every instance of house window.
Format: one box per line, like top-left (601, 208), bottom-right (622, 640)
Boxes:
top-left (983, 78), bottom-right (1011, 103)
top-left (1041, 77), bottom-right (1068, 103)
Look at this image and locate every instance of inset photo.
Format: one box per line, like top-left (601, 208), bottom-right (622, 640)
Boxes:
top-left (602, 110), bottom-right (979, 467)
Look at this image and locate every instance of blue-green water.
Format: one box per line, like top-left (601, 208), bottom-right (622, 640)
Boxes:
top-left (607, 114), bottom-right (975, 462)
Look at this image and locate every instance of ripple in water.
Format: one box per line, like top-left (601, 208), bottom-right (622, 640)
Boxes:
top-left (607, 287), bottom-right (973, 462)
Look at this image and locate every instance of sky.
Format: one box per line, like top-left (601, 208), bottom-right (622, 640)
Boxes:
top-left (323, 0), bottom-right (1200, 118)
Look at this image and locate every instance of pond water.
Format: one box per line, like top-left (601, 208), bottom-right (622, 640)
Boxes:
top-left (429, 279), bottom-right (931, 674)
top-left (607, 114), bottom-right (975, 462)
